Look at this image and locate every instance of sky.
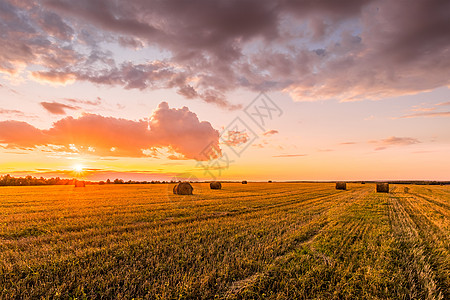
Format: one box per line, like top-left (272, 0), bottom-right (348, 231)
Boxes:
top-left (0, 0), bottom-right (449, 181)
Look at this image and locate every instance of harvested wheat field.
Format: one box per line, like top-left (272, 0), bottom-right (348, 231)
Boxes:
top-left (1, 183), bottom-right (449, 299)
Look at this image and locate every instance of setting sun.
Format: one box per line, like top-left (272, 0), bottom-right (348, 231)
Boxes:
top-left (73, 164), bottom-right (84, 173)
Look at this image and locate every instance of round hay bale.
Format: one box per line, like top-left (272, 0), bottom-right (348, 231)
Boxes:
top-left (335, 182), bottom-right (346, 190)
top-left (173, 182), bottom-right (193, 195)
top-left (210, 182), bottom-right (222, 189)
top-left (376, 183), bottom-right (389, 193)
top-left (268, 180), bottom-right (272, 183)
top-left (242, 180), bottom-right (248, 184)
top-left (74, 180), bottom-right (85, 187)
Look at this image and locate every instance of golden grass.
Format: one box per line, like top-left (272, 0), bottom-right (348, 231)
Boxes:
top-left (0, 183), bottom-right (448, 299)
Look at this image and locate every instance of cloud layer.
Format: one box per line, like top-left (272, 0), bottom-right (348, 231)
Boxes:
top-left (0, 102), bottom-right (220, 159)
top-left (0, 0), bottom-right (449, 106)
top-left (396, 101), bottom-right (450, 119)
top-left (370, 136), bottom-right (421, 151)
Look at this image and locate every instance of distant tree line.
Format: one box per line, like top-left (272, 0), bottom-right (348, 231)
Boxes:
top-left (0, 175), bottom-right (75, 186)
top-left (386, 180), bottom-right (449, 185)
top-left (0, 175), bottom-right (186, 187)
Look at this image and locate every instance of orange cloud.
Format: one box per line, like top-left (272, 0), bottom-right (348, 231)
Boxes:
top-left (0, 102), bottom-right (220, 160)
top-left (0, 121), bottom-right (46, 148)
top-left (31, 71), bottom-right (76, 84)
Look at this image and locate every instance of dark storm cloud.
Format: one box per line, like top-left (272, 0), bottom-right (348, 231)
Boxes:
top-left (1, 0), bottom-right (449, 105)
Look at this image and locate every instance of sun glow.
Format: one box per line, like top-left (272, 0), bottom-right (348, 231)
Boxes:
top-left (73, 164), bottom-right (84, 172)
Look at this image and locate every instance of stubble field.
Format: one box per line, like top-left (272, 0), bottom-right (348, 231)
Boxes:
top-left (0, 183), bottom-right (449, 299)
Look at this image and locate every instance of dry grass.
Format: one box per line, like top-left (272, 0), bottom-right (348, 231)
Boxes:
top-left (0, 183), bottom-right (448, 299)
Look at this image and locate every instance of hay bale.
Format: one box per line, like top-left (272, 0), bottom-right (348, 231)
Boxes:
top-left (376, 183), bottom-right (389, 193)
top-left (173, 182), bottom-right (193, 195)
top-left (404, 187), bottom-right (409, 193)
top-left (210, 182), bottom-right (222, 189)
top-left (242, 181), bottom-right (248, 184)
top-left (268, 180), bottom-right (272, 183)
top-left (74, 180), bottom-right (85, 187)
top-left (335, 182), bottom-right (347, 190)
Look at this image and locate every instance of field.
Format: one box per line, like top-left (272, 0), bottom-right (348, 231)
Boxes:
top-left (0, 183), bottom-right (449, 299)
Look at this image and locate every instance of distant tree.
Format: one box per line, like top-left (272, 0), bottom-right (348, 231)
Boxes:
top-left (0, 175), bottom-right (78, 186)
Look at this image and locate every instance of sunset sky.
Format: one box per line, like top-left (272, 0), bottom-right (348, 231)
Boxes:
top-left (0, 0), bottom-right (449, 181)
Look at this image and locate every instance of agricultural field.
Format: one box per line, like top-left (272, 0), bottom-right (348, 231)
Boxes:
top-left (0, 183), bottom-right (449, 299)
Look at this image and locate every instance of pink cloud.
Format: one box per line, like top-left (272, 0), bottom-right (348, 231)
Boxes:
top-left (0, 102), bottom-right (221, 160)
top-left (31, 71), bottom-right (77, 84)
top-left (41, 102), bottom-right (78, 115)
top-left (411, 107), bottom-right (436, 112)
top-left (396, 101), bottom-right (450, 118)
top-left (252, 143), bottom-right (265, 149)
top-left (370, 136), bottom-right (420, 150)
top-left (0, 109), bottom-right (25, 117)
top-left (263, 129), bottom-right (279, 136)
top-left (399, 111), bottom-right (450, 119)
top-left (272, 154), bottom-right (307, 157)
top-left (222, 130), bottom-right (249, 147)
top-left (64, 97), bottom-right (102, 106)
